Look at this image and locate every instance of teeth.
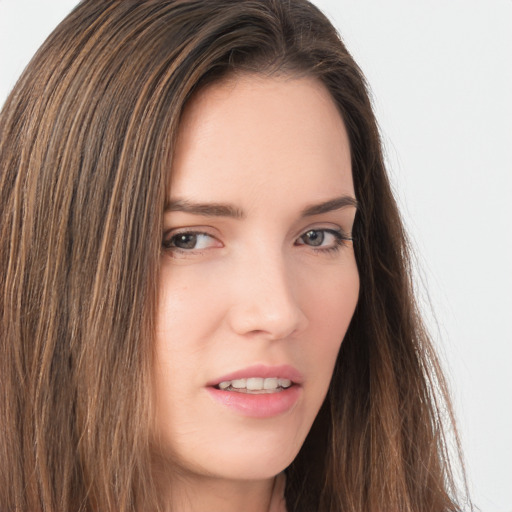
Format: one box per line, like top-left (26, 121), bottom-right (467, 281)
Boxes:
top-left (231, 379), bottom-right (246, 389)
top-left (217, 377), bottom-right (293, 392)
top-left (263, 377), bottom-right (278, 390)
top-left (247, 377), bottom-right (264, 390)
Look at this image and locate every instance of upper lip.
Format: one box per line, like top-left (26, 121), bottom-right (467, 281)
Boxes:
top-left (207, 364), bottom-right (304, 387)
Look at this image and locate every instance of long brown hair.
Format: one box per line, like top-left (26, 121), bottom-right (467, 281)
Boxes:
top-left (0, 1), bottom-right (469, 511)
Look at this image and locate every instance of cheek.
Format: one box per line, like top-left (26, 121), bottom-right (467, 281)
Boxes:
top-left (155, 264), bottom-right (221, 345)
top-left (298, 259), bottom-right (359, 380)
top-left (152, 267), bottom-right (218, 437)
top-left (302, 257), bottom-right (359, 336)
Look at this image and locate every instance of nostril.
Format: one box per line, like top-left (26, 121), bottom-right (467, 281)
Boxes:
top-left (228, 305), bottom-right (307, 340)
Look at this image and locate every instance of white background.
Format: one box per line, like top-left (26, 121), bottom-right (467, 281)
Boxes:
top-left (1, 1), bottom-right (511, 511)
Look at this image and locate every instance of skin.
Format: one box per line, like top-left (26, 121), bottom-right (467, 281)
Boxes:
top-left (152, 74), bottom-right (359, 512)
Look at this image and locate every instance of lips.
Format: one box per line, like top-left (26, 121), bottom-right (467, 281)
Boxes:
top-left (206, 364), bottom-right (303, 418)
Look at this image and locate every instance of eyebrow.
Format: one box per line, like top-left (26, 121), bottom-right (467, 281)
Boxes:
top-left (164, 199), bottom-right (245, 218)
top-left (164, 195), bottom-right (358, 219)
top-left (300, 196), bottom-right (358, 217)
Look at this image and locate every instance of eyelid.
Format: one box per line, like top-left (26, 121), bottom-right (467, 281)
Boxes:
top-left (163, 224), bottom-right (220, 239)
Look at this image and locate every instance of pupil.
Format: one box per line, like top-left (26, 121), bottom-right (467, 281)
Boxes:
top-left (174, 233), bottom-right (197, 249)
top-left (305, 230), bottom-right (324, 246)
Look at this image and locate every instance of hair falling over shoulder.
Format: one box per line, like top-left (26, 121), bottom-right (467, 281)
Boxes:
top-left (0, 1), bottom-right (471, 511)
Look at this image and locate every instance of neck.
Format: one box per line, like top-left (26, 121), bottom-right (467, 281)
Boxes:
top-left (163, 474), bottom-right (278, 512)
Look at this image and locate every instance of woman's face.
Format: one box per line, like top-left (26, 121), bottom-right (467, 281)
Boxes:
top-left (153, 74), bottom-right (359, 483)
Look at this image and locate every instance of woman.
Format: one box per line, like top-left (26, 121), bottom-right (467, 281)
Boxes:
top-left (0, 1), bottom-right (469, 511)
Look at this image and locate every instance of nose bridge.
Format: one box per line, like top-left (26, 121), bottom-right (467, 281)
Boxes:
top-left (228, 242), bottom-right (306, 339)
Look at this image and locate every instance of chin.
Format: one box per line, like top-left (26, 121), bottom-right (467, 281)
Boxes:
top-left (216, 429), bottom-right (304, 478)
top-left (169, 427), bottom-right (305, 482)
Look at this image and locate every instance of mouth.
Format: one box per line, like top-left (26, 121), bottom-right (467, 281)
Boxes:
top-left (208, 364), bottom-right (302, 391)
top-left (206, 365), bottom-right (302, 418)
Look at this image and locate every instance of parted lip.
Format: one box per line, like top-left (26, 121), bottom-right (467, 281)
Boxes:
top-left (207, 364), bottom-right (304, 387)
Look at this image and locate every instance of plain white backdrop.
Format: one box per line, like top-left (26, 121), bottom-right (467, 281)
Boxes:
top-left (1, 1), bottom-right (511, 511)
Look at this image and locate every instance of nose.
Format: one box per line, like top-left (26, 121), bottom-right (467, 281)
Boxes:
top-left (226, 249), bottom-right (308, 340)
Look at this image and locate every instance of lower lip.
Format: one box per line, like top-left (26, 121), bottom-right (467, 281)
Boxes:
top-left (206, 385), bottom-right (302, 418)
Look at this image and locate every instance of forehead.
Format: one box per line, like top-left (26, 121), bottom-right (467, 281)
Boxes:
top-left (169, 74), bottom-right (353, 206)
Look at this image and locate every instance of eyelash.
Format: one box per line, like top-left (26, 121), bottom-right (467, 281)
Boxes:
top-left (162, 228), bottom-right (353, 256)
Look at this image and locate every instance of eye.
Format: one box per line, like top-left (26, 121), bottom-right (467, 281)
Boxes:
top-left (299, 229), bottom-right (327, 247)
top-left (295, 228), bottom-right (351, 252)
top-left (163, 231), bottom-right (219, 251)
